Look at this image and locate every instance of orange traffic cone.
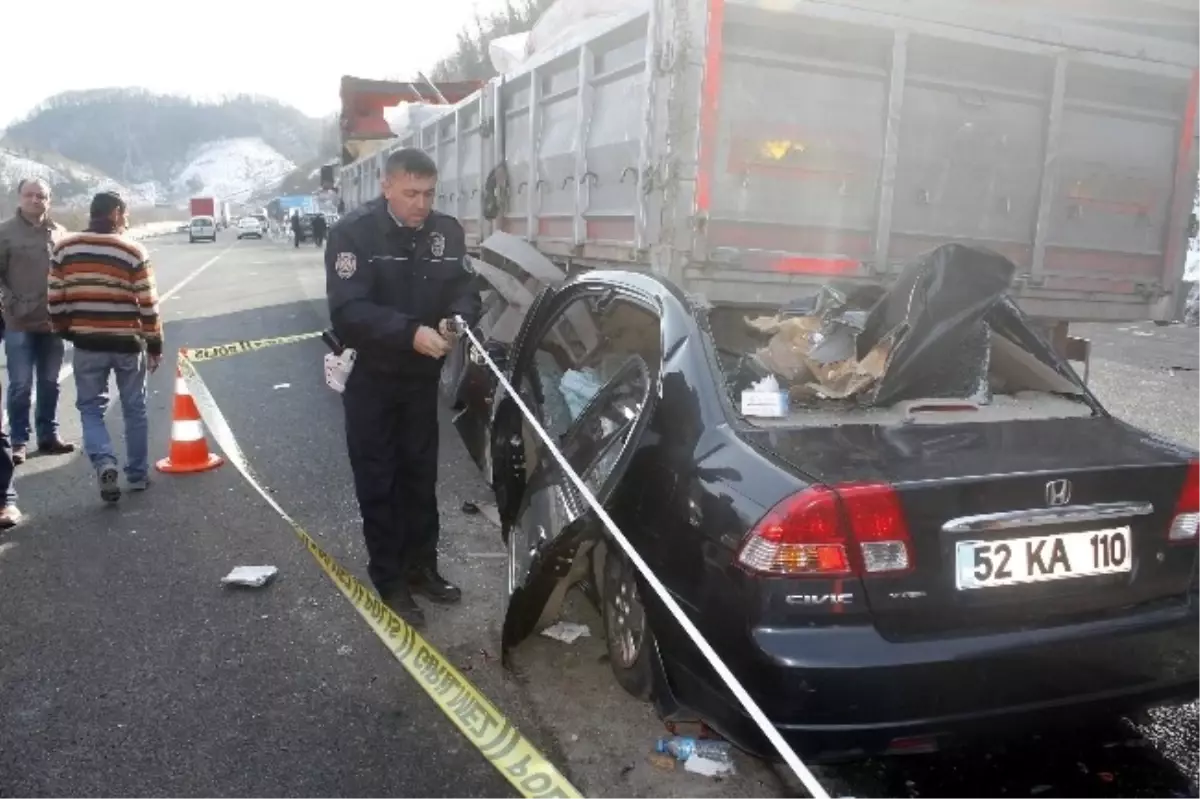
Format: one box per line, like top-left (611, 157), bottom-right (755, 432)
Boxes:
top-left (156, 367), bottom-right (224, 474)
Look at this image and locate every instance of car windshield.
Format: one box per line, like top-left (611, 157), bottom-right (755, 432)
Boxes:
top-left (702, 245), bottom-right (1095, 427)
top-left (192, 219), bottom-right (211, 227)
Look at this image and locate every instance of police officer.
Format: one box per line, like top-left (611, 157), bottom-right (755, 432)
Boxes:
top-left (325, 148), bottom-right (481, 628)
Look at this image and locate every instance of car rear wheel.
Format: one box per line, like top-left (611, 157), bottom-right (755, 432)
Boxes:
top-left (602, 544), bottom-right (654, 700)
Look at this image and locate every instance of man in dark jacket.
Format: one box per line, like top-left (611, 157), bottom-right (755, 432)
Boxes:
top-left (325, 147), bottom-right (481, 627)
top-left (290, 211), bottom-right (303, 248)
top-left (311, 213), bottom-right (328, 247)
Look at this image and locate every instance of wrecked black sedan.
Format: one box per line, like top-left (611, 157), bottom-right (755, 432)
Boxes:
top-left (443, 236), bottom-right (1199, 761)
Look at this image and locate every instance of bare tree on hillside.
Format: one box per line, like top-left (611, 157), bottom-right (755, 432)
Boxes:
top-left (429, 0), bottom-right (555, 81)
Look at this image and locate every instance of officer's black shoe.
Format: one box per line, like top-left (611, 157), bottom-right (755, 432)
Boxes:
top-left (408, 566), bottom-right (463, 605)
top-left (381, 587), bottom-right (426, 628)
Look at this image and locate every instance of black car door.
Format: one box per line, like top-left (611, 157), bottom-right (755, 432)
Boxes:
top-left (493, 285), bottom-right (663, 653)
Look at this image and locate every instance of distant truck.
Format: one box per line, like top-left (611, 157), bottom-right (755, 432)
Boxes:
top-left (189, 196), bottom-right (217, 220)
top-left (219, 202), bottom-right (232, 230)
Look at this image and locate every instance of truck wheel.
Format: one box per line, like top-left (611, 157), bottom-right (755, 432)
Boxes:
top-left (602, 544), bottom-right (654, 701)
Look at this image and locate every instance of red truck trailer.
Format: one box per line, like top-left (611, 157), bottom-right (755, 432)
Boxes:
top-left (189, 196), bottom-right (217, 218)
top-left (188, 196), bottom-right (218, 243)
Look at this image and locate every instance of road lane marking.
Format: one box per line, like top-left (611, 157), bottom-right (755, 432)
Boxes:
top-left (160, 245), bottom-right (236, 303)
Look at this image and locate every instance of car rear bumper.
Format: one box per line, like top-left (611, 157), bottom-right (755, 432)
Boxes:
top-left (663, 600), bottom-right (1198, 759)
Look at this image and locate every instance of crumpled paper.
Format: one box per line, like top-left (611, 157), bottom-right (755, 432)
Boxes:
top-left (539, 621), bottom-right (591, 644)
top-left (221, 565), bottom-right (278, 588)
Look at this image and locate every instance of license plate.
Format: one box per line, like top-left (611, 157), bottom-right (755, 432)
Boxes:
top-left (955, 527), bottom-right (1132, 590)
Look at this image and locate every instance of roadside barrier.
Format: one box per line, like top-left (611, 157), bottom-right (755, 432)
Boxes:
top-left (170, 343), bottom-right (581, 799)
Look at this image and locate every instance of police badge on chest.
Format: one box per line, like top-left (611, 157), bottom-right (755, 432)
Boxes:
top-left (430, 232), bottom-right (445, 258)
top-left (335, 252), bottom-right (357, 279)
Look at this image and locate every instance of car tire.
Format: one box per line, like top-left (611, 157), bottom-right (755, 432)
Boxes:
top-left (1154, 320), bottom-right (1171, 327)
top-left (601, 543), bottom-right (654, 701)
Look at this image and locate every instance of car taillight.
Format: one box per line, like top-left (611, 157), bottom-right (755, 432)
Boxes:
top-left (1168, 461), bottom-right (1199, 543)
top-left (737, 482), bottom-right (913, 576)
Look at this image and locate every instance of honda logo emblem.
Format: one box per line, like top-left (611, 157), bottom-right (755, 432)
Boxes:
top-left (1045, 479), bottom-right (1072, 507)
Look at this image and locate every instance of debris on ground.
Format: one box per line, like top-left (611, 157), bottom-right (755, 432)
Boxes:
top-left (459, 498), bottom-right (502, 527)
top-left (655, 735), bottom-right (737, 777)
top-left (220, 565), bottom-right (278, 588)
top-left (684, 754), bottom-right (736, 777)
top-left (540, 621), bottom-right (591, 644)
top-left (648, 753), bottom-right (677, 772)
top-left (272, 382), bottom-right (291, 390)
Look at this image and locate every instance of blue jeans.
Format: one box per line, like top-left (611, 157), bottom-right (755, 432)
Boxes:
top-left (73, 349), bottom-right (150, 481)
top-left (5, 330), bottom-right (65, 447)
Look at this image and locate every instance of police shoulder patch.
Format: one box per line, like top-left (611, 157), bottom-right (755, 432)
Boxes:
top-left (335, 252), bottom-right (357, 279)
top-left (430, 231), bottom-right (445, 258)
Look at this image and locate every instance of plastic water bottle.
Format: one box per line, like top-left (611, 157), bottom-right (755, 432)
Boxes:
top-left (655, 736), bottom-right (732, 763)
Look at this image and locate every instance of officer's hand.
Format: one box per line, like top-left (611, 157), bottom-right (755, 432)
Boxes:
top-left (414, 325), bottom-right (452, 359)
top-left (147, 354), bottom-right (162, 374)
top-left (438, 318), bottom-right (460, 339)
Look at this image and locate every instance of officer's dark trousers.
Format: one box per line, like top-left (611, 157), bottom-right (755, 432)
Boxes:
top-left (343, 369), bottom-right (440, 595)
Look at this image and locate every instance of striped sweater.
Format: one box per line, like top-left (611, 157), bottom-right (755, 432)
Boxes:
top-left (48, 232), bottom-right (163, 356)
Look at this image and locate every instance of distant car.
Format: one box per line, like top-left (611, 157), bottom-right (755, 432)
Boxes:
top-left (236, 217), bottom-right (263, 240)
top-left (188, 216), bottom-right (218, 243)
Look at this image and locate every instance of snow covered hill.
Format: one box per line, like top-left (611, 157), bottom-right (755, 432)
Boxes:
top-left (172, 138), bottom-right (295, 204)
top-left (1, 136), bottom-right (295, 212)
top-left (0, 147), bottom-right (159, 208)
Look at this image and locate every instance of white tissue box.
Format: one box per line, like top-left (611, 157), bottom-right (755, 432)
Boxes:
top-left (740, 389), bottom-right (789, 418)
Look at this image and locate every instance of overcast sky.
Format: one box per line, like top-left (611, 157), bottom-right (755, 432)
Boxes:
top-left (2, 0), bottom-right (508, 128)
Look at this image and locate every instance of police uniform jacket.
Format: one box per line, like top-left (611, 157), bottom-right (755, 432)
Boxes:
top-left (326, 197), bottom-right (481, 379)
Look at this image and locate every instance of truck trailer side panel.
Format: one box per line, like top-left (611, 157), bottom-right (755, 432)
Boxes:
top-left (340, 0), bottom-right (1199, 323)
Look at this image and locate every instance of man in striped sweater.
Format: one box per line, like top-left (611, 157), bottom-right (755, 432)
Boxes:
top-left (48, 192), bottom-right (163, 503)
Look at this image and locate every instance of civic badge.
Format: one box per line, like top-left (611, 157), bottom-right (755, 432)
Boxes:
top-left (430, 231), bottom-right (445, 258)
top-left (334, 252), bottom-right (357, 279)
top-left (1045, 478), bottom-right (1072, 507)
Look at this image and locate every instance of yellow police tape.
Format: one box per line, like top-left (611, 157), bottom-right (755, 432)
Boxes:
top-left (175, 352), bottom-right (582, 799)
top-left (184, 331), bottom-right (324, 363)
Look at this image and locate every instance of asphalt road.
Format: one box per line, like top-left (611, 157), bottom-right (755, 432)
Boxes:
top-left (0, 232), bottom-right (1196, 798)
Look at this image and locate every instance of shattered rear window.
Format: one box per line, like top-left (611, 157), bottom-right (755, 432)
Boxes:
top-left (705, 244), bottom-right (1095, 425)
